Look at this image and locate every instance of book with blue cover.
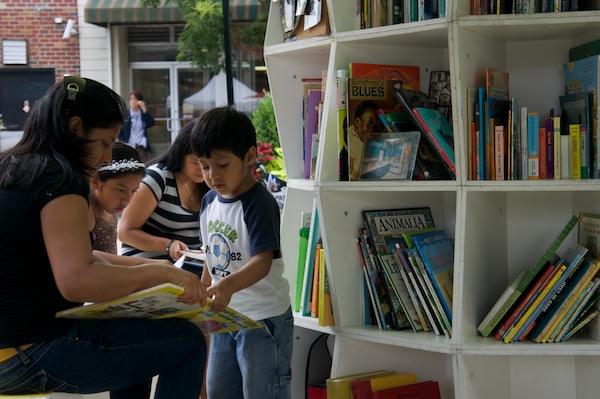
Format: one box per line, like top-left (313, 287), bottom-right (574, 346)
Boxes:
top-left (412, 229), bottom-right (454, 322)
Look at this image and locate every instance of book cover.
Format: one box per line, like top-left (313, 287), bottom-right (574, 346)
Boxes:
top-left (412, 229), bottom-right (454, 323)
top-left (310, 241), bottom-right (323, 318)
top-left (362, 207), bottom-right (435, 256)
top-left (379, 252), bottom-right (424, 332)
top-left (371, 380), bottom-right (441, 399)
top-left (294, 227), bottom-right (310, 312)
top-left (555, 277), bottom-right (600, 341)
top-left (318, 246), bottom-right (335, 326)
top-left (350, 372), bottom-right (417, 398)
top-left (301, 198), bottom-right (321, 316)
top-left (358, 131), bottom-right (420, 180)
top-left (304, 89), bottom-right (321, 179)
top-left (578, 212), bottom-right (600, 260)
top-left (347, 78), bottom-right (409, 181)
top-left (359, 230), bottom-right (391, 329)
top-left (477, 267), bottom-right (528, 337)
top-left (411, 107), bottom-right (456, 176)
top-left (357, 236), bottom-right (384, 329)
top-left (326, 370), bottom-right (394, 399)
top-left (349, 62), bottom-right (420, 91)
top-left (486, 67), bottom-right (510, 100)
top-left (55, 283), bottom-right (261, 335)
top-left (563, 57), bottom-right (598, 178)
top-left (527, 112), bottom-right (539, 180)
top-left (394, 241), bottom-right (432, 332)
top-left (477, 214), bottom-right (580, 337)
top-left (379, 253), bottom-right (413, 331)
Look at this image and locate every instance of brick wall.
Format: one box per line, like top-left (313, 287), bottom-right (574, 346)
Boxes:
top-left (0, 0), bottom-right (80, 81)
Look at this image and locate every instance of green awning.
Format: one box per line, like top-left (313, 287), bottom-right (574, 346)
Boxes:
top-left (84, 0), bottom-right (265, 26)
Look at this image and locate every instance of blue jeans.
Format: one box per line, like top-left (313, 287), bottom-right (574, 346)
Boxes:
top-left (0, 318), bottom-right (206, 398)
top-left (206, 307), bottom-right (294, 399)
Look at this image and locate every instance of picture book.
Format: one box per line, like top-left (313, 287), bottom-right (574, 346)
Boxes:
top-left (393, 85), bottom-right (456, 178)
top-left (578, 212), bottom-right (600, 260)
top-left (326, 370), bottom-right (395, 399)
top-left (362, 207), bottom-right (435, 255)
top-left (379, 253), bottom-right (413, 331)
top-left (350, 372), bottom-right (417, 399)
top-left (379, 252), bottom-right (425, 332)
top-left (358, 131), bottom-right (420, 180)
top-left (349, 62), bottom-right (420, 91)
top-left (477, 214), bottom-right (581, 337)
top-left (563, 56), bottom-right (599, 178)
top-left (370, 380), bottom-right (441, 399)
top-left (429, 70), bottom-right (452, 120)
top-left (357, 237), bottom-right (384, 329)
top-left (411, 229), bottom-right (454, 322)
top-left (294, 226), bottom-right (310, 312)
top-left (55, 283), bottom-right (261, 335)
top-left (304, 88), bottom-right (321, 179)
top-left (318, 246), bottom-right (335, 326)
top-left (485, 67), bottom-right (510, 100)
top-left (300, 198), bottom-right (321, 316)
top-left (477, 267), bottom-right (528, 337)
top-left (347, 77), bottom-right (409, 181)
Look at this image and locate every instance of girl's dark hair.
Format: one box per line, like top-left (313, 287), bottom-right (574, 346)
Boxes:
top-left (129, 90), bottom-right (143, 101)
top-left (190, 105), bottom-right (256, 160)
top-left (149, 121), bottom-right (195, 172)
top-left (96, 142), bottom-right (146, 181)
top-left (0, 76), bottom-right (127, 188)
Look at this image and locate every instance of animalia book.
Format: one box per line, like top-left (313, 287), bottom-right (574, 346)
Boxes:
top-left (56, 283), bottom-right (261, 335)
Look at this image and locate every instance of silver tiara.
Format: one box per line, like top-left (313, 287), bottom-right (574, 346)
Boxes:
top-left (97, 159), bottom-right (145, 173)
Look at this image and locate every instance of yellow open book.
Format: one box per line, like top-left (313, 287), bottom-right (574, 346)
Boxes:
top-left (55, 283), bottom-right (261, 335)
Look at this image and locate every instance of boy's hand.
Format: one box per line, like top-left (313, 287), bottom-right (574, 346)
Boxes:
top-left (206, 280), bottom-right (234, 312)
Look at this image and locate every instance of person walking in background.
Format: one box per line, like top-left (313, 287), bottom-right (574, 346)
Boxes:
top-left (191, 106), bottom-right (293, 399)
top-left (0, 76), bottom-right (207, 398)
top-left (119, 90), bottom-right (155, 162)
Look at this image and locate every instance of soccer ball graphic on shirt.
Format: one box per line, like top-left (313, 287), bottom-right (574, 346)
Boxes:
top-left (208, 234), bottom-right (231, 270)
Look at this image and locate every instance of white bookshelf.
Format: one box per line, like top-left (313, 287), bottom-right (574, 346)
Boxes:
top-left (264, 1), bottom-right (600, 398)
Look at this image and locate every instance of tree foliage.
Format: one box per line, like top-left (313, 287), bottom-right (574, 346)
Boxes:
top-left (141, 0), bottom-right (267, 73)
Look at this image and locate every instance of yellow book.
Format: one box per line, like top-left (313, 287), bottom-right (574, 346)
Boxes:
top-left (570, 124), bottom-right (581, 179)
top-left (55, 283), bottom-right (261, 335)
top-left (503, 264), bottom-right (567, 343)
top-left (318, 247), bottom-right (335, 326)
top-left (326, 370), bottom-right (395, 399)
top-left (370, 372), bottom-right (418, 391)
top-left (310, 242), bottom-right (322, 318)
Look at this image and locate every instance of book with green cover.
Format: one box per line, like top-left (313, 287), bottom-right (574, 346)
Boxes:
top-left (478, 214), bottom-right (580, 337)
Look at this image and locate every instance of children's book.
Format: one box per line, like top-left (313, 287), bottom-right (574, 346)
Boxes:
top-left (349, 62), bottom-right (420, 91)
top-left (412, 229), bottom-right (454, 322)
top-left (362, 207), bottom-right (435, 256)
top-left (358, 131), bottom-right (420, 180)
top-left (55, 283), bottom-right (261, 335)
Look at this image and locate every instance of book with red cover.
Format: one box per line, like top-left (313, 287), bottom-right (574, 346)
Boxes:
top-left (370, 380), bottom-right (441, 399)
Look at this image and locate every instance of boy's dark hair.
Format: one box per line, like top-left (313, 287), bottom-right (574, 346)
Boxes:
top-left (0, 76), bottom-right (127, 188)
top-left (190, 106), bottom-right (256, 160)
top-left (149, 121), bottom-right (195, 172)
top-left (97, 142), bottom-right (146, 181)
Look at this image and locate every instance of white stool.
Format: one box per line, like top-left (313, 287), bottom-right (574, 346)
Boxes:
top-left (0, 394), bottom-right (83, 398)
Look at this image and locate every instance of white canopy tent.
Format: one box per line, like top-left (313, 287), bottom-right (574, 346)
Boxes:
top-left (183, 71), bottom-right (261, 113)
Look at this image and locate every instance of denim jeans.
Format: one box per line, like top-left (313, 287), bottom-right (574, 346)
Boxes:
top-left (206, 306), bottom-right (293, 399)
top-left (0, 318), bottom-right (206, 399)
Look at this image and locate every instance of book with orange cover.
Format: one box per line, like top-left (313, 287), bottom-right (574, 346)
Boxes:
top-left (349, 63), bottom-right (420, 91)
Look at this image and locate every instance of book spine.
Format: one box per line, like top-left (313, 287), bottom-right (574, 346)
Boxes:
top-left (527, 112), bottom-right (539, 179)
top-left (553, 116), bottom-right (561, 179)
top-left (570, 124), bottom-right (582, 179)
top-left (580, 123), bottom-right (590, 178)
top-left (539, 127), bottom-right (547, 179)
top-left (520, 106), bottom-right (529, 180)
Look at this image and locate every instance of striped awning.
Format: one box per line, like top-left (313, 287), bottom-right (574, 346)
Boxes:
top-left (84, 0), bottom-right (265, 26)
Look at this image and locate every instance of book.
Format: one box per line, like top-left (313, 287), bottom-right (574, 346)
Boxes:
top-left (379, 252), bottom-right (424, 332)
top-left (569, 38), bottom-right (600, 62)
top-left (349, 62), bottom-right (420, 91)
top-left (485, 67), bottom-right (510, 100)
top-left (326, 370), bottom-right (395, 399)
top-left (578, 212), bottom-right (600, 260)
top-left (477, 267), bottom-right (527, 336)
top-left (379, 253), bottom-right (413, 331)
top-left (318, 246), bottom-right (335, 326)
top-left (477, 214), bottom-right (580, 337)
top-left (393, 85), bottom-right (456, 178)
top-left (304, 88), bottom-right (321, 179)
top-left (411, 229), bottom-right (454, 323)
top-left (570, 124), bottom-right (582, 179)
top-left (310, 241), bottom-right (323, 318)
top-left (527, 112), bottom-right (539, 180)
top-left (358, 131), bottom-right (420, 180)
top-left (563, 57), bottom-right (598, 178)
top-left (362, 207), bottom-right (436, 256)
top-left (55, 283), bottom-right (261, 335)
top-left (337, 69), bottom-right (349, 181)
top-left (370, 380), bottom-right (441, 399)
top-left (562, 308), bottom-right (600, 341)
top-left (493, 258), bottom-right (562, 341)
top-left (357, 236), bottom-right (384, 329)
top-left (347, 78), bottom-right (410, 181)
top-left (358, 230), bottom-right (391, 329)
top-left (555, 276), bottom-right (600, 341)
top-left (294, 226), bottom-right (310, 312)
top-left (301, 198), bottom-right (321, 316)
top-left (350, 373), bottom-right (417, 399)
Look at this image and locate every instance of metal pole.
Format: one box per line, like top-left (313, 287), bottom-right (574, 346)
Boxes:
top-left (222, 0), bottom-right (234, 105)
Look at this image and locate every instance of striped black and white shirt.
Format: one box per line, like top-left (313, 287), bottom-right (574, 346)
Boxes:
top-left (120, 163), bottom-right (202, 259)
